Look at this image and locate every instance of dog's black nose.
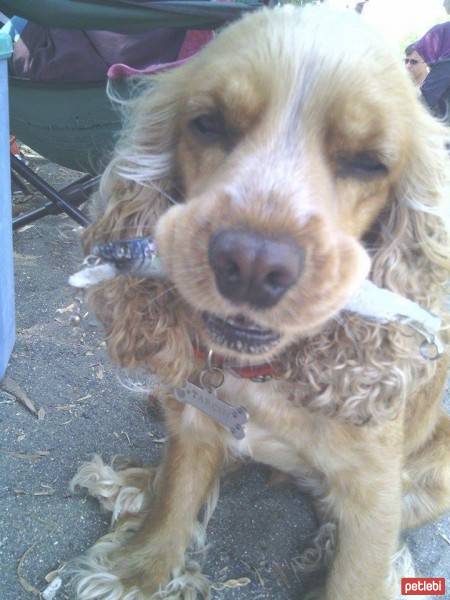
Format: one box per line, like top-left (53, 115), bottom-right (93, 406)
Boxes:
top-left (208, 229), bottom-right (304, 309)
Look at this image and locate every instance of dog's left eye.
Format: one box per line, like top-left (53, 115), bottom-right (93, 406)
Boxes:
top-left (338, 153), bottom-right (388, 179)
top-left (189, 114), bottom-right (227, 141)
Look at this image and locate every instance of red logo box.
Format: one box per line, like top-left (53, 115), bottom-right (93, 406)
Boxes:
top-left (401, 578), bottom-right (446, 595)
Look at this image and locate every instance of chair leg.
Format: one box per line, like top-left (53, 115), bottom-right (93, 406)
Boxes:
top-left (11, 170), bottom-right (30, 195)
top-left (11, 155), bottom-right (91, 229)
top-left (12, 174), bottom-right (98, 230)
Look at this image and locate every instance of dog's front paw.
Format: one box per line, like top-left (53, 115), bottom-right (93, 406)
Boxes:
top-left (74, 560), bottom-right (209, 600)
top-left (71, 522), bottom-right (210, 600)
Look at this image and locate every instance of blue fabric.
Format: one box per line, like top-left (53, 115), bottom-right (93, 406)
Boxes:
top-left (1, 15), bottom-right (27, 42)
top-left (11, 16), bottom-right (27, 35)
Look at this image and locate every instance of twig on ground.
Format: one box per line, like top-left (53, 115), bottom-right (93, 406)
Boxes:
top-left (241, 559), bottom-right (266, 587)
top-left (439, 532), bottom-right (450, 546)
top-left (15, 484), bottom-right (55, 497)
top-left (0, 449), bottom-right (50, 461)
top-left (0, 376), bottom-right (44, 419)
top-left (212, 577), bottom-right (251, 591)
top-left (17, 542), bottom-right (40, 595)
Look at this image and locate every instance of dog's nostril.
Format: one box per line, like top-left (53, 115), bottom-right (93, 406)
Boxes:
top-left (265, 269), bottom-right (293, 290)
top-left (224, 260), bottom-right (240, 281)
top-left (208, 229), bottom-right (304, 309)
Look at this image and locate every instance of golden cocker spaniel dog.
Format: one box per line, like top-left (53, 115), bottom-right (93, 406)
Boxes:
top-left (70, 5), bottom-right (450, 600)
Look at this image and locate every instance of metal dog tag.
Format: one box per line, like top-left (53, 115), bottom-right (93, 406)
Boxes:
top-left (174, 381), bottom-right (248, 440)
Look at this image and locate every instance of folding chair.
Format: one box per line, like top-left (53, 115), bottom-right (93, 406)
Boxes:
top-left (0, 0), bottom-right (261, 229)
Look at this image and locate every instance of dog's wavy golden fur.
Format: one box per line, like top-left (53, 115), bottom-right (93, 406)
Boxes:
top-left (71, 5), bottom-right (450, 600)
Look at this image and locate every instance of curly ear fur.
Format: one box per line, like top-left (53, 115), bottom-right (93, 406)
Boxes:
top-left (83, 35), bottom-right (449, 423)
top-left (82, 70), bottom-right (201, 383)
top-left (280, 107), bottom-right (449, 424)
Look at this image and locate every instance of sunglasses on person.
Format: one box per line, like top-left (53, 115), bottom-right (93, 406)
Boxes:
top-left (404, 58), bottom-right (424, 66)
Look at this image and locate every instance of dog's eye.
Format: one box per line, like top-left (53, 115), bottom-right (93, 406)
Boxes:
top-left (189, 114), bottom-right (227, 141)
top-left (338, 153), bottom-right (388, 179)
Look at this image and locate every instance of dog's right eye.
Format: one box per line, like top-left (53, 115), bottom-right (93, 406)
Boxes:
top-left (337, 153), bottom-right (388, 179)
top-left (189, 114), bottom-right (227, 142)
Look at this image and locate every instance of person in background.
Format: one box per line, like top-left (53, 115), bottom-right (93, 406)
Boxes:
top-left (404, 43), bottom-right (429, 88)
top-left (413, 3), bottom-right (450, 121)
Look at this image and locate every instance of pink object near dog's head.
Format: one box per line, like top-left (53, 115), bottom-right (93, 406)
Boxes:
top-left (107, 29), bottom-right (214, 79)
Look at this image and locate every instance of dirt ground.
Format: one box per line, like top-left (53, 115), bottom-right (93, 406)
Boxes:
top-left (1, 148), bottom-right (449, 600)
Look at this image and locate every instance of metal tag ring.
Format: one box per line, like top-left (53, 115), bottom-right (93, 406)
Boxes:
top-left (199, 367), bottom-right (225, 391)
top-left (206, 349), bottom-right (216, 371)
top-left (420, 340), bottom-right (442, 361)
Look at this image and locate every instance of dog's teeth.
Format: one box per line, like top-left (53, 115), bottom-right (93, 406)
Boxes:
top-left (203, 311), bottom-right (280, 355)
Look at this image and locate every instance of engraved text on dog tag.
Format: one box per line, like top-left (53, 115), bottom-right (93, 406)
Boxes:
top-left (174, 382), bottom-right (248, 440)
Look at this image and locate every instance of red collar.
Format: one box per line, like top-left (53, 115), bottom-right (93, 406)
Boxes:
top-left (194, 348), bottom-right (274, 381)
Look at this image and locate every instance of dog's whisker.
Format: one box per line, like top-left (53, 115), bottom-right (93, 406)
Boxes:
top-left (144, 284), bottom-right (179, 307)
top-left (145, 182), bottom-right (179, 205)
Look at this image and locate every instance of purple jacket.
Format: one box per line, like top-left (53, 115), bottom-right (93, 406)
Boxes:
top-left (415, 21), bottom-right (450, 65)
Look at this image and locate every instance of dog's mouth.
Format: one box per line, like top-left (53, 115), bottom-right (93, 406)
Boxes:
top-left (202, 312), bottom-right (280, 355)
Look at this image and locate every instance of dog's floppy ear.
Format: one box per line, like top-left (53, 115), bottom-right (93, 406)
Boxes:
top-left (83, 70), bottom-right (186, 251)
top-left (285, 106), bottom-right (449, 427)
top-left (80, 70), bottom-right (198, 383)
top-left (370, 106), bottom-right (449, 311)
